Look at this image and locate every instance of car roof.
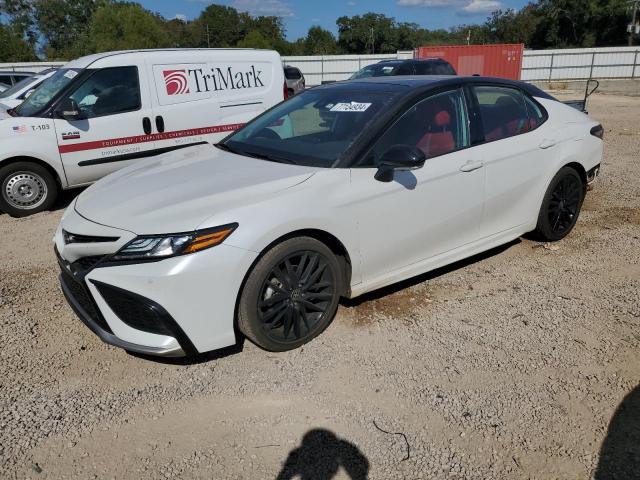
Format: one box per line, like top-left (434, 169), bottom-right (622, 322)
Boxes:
top-left (314, 75), bottom-right (556, 100)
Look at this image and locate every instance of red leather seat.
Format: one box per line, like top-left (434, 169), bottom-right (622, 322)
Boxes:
top-left (416, 110), bottom-right (455, 158)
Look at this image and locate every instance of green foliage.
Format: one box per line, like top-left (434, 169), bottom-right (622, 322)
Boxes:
top-left (304, 26), bottom-right (341, 55)
top-left (85, 2), bottom-right (165, 52)
top-left (237, 30), bottom-right (271, 49)
top-left (0, 22), bottom-right (37, 61)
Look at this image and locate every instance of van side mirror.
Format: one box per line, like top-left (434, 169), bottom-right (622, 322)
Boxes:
top-left (56, 98), bottom-right (84, 120)
top-left (374, 145), bottom-right (426, 182)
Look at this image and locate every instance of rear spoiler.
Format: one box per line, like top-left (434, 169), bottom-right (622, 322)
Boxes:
top-left (562, 79), bottom-right (599, 113)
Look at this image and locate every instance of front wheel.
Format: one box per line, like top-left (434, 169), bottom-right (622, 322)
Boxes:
top-left (0, 162), bottom-right (58, 217)
top-left (533, 166), bottom-right (585, 241)
top-left (238, 237), bottom-right (342, 352)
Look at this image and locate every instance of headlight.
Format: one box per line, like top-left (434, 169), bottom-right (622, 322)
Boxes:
top-left (112, 223), bottom-right (237, 262)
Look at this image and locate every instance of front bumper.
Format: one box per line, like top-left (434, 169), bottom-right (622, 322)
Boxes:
top-left (55, 205), bottom-right (258, 357)
top-left (59, 269), bottom-right (186, 357)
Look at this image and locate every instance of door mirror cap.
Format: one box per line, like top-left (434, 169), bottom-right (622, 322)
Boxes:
top-left (375, 145), bottom-right (426, 182)
top-left (56, 98), bottom-right (84, 120)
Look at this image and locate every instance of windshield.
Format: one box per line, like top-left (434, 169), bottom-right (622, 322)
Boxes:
top-left (222, 89), bottom-right (394, 167)
top-left (350, 63), bottom-right (400, 79)
top-left (0, 76), bottom-right (38, 99)
top-left (15, 68), bottom-right (80, 117)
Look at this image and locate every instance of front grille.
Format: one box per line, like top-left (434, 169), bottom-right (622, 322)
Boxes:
top-left (72, 255), bottom-right (106, 272)
top-left (59, 266), bottom-right (112, 333)
top-left (63, 230), bottom-right (119, 244)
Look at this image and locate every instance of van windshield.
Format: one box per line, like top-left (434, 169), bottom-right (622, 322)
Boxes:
top-left (221, 89), bottom-right (394, 168)
top-left (15, 69), bottom-right (81, 117)
top-left (0, 76), bottom-right (38, 99)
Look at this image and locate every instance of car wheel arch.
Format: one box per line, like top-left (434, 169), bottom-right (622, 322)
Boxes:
top-left (232, 229), bottom-right (353, 335)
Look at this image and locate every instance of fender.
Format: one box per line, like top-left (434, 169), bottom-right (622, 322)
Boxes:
top-left (0, 119), bottom-right (69, 187)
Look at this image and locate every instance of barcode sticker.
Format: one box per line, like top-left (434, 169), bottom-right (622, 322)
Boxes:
top-left (330, 102), bottom-right (372, 112)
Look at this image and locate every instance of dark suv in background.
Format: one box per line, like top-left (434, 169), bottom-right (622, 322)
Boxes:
top-left (350, 58), bottom-right (456, 79)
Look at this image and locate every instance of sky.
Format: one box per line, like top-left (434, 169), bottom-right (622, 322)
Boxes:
top-left (140, 0), bottom-right (530, 40)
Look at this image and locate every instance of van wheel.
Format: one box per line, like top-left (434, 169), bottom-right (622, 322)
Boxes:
top-left (0, 162), bottom-right (58, 217)
top-left (237, 237), bottom-right (342, 352)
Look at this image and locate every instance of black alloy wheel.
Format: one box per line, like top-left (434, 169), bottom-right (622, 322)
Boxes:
top-left (238, 237), bottom-right (342, 351)
top-left (534, 166), bottom-right (585, 241)
top-left (547, 173), bottom-right (582, 236)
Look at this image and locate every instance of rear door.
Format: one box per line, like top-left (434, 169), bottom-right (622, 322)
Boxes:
top-left (55, 64), bottom-right (156, 186)
top-left (469, 85), bottom-right (553, 236)
top-left (146, 52), bottom-right (278, 153)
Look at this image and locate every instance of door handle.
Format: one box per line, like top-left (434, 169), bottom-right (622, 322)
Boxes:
top-left (539, 138), bottom-right (556, 149)
top-left (142, 117), bottom-right (151, 135)
top-left (459, 161), bottom-right (483, 172)
top-left (155, 115), bottom-right (165, 133)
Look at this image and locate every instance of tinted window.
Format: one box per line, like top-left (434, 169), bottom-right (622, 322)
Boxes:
top-left (523, 95), bottom-right (546, 129)
top-left (350, 63), bottom-right (401, 79)
top-left (284, 67), bottom-right (302, 80)
top-left (361, 89), bottom-right (469, 166)
top-left (473, 86), bottom-right (530, 142)
top-left (0, 75), bottom-right (13, 85)
top-left (0, 76), bottom-right (38, 98)
top-left (224, 89), bottom-right (395, 167)
top-left (69, 67), bottom-right (140, 118)
top-left (395, 62), bottom-right (413, 75)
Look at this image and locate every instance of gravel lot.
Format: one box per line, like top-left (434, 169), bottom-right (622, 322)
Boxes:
top-left (1, 93), bottom-right (639, 479)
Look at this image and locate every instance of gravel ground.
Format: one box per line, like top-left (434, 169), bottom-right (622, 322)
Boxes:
top-left (1, 93), bottom-right (639, 479)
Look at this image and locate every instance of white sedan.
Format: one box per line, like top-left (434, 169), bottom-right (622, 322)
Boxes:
top-left (55, 76), bottom-right (603, 357)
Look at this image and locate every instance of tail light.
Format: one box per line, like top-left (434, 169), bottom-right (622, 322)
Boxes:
top-left (590, 124), bottom-right (604, 139)
top-left (283, 81), bottom-right (289, 100)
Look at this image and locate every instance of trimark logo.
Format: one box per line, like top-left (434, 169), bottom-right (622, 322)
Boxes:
top-left (163, 70), bottom-right (190, 95)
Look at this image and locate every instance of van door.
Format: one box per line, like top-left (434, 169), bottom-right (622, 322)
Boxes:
top-left (145, 56), bottom-right (274, 152)
top-left (55, 65), bottom-right (156, 186)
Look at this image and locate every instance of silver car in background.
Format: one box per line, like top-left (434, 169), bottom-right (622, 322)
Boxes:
top-left (284, 65), bottom-right (305, 96)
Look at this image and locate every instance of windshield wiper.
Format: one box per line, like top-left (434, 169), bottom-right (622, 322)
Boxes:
top-left (215, 143), bottom-right (297, 165)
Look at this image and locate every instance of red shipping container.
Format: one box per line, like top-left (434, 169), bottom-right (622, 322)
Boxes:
top-left (414, 44), bottom-right (524, 80)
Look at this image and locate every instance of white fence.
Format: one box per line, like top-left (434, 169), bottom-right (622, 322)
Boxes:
top-left (2, 46), bottom-right (639, 85)
top-left (284, 46), bottom-right (640, 85)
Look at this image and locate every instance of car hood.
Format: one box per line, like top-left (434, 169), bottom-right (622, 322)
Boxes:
top-left (75, 143), bottom-right (318, 235)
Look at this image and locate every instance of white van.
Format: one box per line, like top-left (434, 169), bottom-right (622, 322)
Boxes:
top-left (0, 49), bottom-right (286, 217)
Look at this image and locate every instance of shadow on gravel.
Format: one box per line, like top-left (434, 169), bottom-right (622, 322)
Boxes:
top-left (276, 429), bottom-right (369, 480)
top-left (127, 340), bottom-right (245, 365)
top-left (342, 239), bottom-right (520, 308)
top-left (595, 384), bottom-right (640, 480)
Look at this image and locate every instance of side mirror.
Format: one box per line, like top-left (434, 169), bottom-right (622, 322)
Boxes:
top-left (374, 145), bottom-right (426, 182)
top-left (56, 98), bottom-right (84, 120)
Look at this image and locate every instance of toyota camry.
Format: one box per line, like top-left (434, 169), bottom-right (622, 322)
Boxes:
top-left (55, 76), bottom-right (603, 357)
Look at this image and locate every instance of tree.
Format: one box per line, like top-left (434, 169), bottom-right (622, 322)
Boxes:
top-left (336, 13), bottom-right (397, 53)
top-left (85, 2), bottom-right (165, 52)
top-left (304, 26), bottom-right (340, 55)
top-left (34, 0), bottom-right (104, 59)
top-left (237, 30), bottom-right (271, 49)
top-left (0, 22), bottom-right (37, 61)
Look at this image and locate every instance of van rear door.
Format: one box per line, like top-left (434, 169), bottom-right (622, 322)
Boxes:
top-left (146, 51), bottom-right (281, 152)
top-left (55, 65), bottom-right (156, 186)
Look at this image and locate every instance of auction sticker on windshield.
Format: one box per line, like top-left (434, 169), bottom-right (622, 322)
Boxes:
top-left (330, 102), bottom-right (372, 112)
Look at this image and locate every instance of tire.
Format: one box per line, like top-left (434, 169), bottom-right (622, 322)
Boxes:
top-left (238, 237), bottom-right (342, 352)
top-left (533, 166), bottom-right (585, 242)
top-left (0, 162), bottom-right (58, 217)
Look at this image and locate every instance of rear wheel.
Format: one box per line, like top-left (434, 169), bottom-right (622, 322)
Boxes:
top-left (533, 167), bottom-right (584, 241)
top-left (0, 161), bottom-right (58, 217)
top-left (238, 237), bottom-right (342, 351)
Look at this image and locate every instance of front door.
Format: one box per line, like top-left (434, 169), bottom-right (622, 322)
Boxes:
top-left (55, 65), bottom-right (155, 186)
top-left (350, 88), bottom-right (485, 284)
